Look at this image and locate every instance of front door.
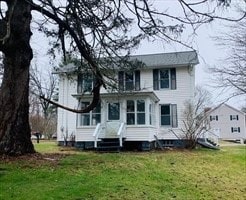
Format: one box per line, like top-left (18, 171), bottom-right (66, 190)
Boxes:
top-left (108, 102), bottom-right (120, 121)
top-left (105, 102), bottom-right (121, 138)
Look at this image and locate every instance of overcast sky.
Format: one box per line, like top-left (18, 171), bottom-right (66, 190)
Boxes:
top-left (30, 1), bottom-right (246, 110)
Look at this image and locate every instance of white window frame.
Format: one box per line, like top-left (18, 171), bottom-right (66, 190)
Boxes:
top-left (160, 104), bottom-right (178, 127)
top-left (159, 69), bottom-right (170, 89)
top-left (78, 73), bottom-right (94, 93)
top-left (108, 102), bottom-right (120, 121)
top-left (126, 100), bottom-right (145, 125)
top-left (210, 115), bottom-right (218, 121)
top-left (230, 115), bottom-right (238, 120)
top-left (78, 101), bottom-right (101, 126)
top-left (231, 127), bottom-right (240, 133)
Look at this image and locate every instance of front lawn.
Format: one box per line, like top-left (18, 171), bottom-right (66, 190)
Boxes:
top-left (0, 141), bottom-right (245, 200)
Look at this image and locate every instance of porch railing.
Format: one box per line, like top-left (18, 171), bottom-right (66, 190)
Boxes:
top-left (117, 122), bottom-right (125, 147)
top-left (203, 130), bottom-right (219, 146)
top-left (93, 123), bottom-right (101, 148)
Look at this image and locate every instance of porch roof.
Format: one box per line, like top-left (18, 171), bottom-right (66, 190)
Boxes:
top-left (72, 91), bottom-right (160, 102)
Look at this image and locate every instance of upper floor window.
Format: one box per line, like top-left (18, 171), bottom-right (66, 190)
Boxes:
top-left (231, 127), bottom-right (240, 133)
top-left (230, 115), bottom-right (239, 120)
top-left (78, 73), bottom-right (94, 93)
top-left (153, 68), bottom-right (176, 90)
top-left (210, 115), bottom-right (218, 121)
top-left (78, 101), bottom-right (101, 126)
top-left (118, 70), bottom-right (140, 91)
top-left (160, 104), bottom-right (178, 127)
top-left (126, 100), bottom-right (145, 125)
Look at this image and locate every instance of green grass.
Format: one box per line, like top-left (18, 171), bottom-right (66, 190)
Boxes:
top-left (0, 141), bottom-right (245, 200)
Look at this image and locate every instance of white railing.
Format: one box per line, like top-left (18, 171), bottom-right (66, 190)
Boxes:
top-left (93, 123), bottom-right (101, 148)
top-left (204, 130), bottom-right (219, 146)
top-left (117, 122), bottom-right (125, 147)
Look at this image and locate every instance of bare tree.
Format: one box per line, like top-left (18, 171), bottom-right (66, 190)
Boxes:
top-left (30, 65), bottom-right (57, 119)
top-left (211, 10), bottom-right (246, 97)
top-left (29, 65), bottom-right (57, 139)
top-left (180, 86), bottom-right (212, 149)
top-left (0, 0), bottom-right (245, 155)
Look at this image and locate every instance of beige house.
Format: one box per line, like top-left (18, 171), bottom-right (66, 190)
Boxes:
top-left (207, 103), bottom-right (246, 143)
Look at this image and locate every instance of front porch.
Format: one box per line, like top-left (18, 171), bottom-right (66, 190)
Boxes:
top-left (75, 121), bottom-right (158, 151)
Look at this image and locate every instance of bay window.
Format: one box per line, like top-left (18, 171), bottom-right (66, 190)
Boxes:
top-left (126, 100), bottom-right (145, 125)
top-left (78, 101), bottom-right (101, 126)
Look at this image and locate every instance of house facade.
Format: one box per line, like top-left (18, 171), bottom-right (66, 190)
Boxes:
top-left (56, 51), bottom-right (199, 150)
top-left (207, 103), bottom-right (246, 143)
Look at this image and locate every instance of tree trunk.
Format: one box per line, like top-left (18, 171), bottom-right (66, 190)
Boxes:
top-left (0, 0), bottom-right (35, 155)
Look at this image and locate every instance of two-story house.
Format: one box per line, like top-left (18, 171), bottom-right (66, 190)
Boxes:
top-left (207, 103), bottom-right (246, 143)
top-left (56, 51), bottom-right (199, 150)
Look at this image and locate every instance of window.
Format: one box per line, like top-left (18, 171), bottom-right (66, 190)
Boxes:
top-left (108, 102), bottom-right (120, 120)
top-left (153, 68), bottom-right (176, 90)
top-left (230, 115), bottom-right (239, 120)
top-left (210, 115), bottom-right (218, 121)
top-left (126, 100), bottom-right (145, 125)
top-left (137, 100), bottom-right (145, 124)
top-left (79, 102), bottom-right (101, 126)
top-left (118, 70), bottom-right (140, 91)
top-left (77, 73), bottom-right (94, 93)
top-left (231, 127), bottom-right (240, 133)
top-left (149, 103), bottom-right (155, 125)
top-left (160, 104), bottom-right (178, 127)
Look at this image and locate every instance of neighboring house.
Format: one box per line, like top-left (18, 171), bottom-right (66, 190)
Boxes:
top-left (206, 103), bottom-right (246, 143)
top-left (56, 51), bottom-right (199, 150)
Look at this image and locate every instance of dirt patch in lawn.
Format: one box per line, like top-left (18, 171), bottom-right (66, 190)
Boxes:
top-left (0, 153), bottom-right (68, 168)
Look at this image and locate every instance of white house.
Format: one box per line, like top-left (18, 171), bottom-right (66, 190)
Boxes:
top-left (206, 103), bottom-right (246, 143)
top-left (56, 51), bottom-right (201, 151)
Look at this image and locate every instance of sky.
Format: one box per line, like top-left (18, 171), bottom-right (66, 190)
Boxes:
top-left (30, 0), bottom-right (246, 110)
top-left (132, 21), bottom-right (246, 109)
top-left (131, 1), bottom-right (246, 109)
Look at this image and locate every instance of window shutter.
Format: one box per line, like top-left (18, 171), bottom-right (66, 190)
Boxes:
top-left (216, 115), bottom-right (218, 121)
top-left (170, 68), bottom-right (176, 90)
top-left (153, 69), bottom-right (159, 90)
top-left (118, 71), bottom-right (124, 91)
top-left (135, 70), bottom-right (140, 91)
top-left (210, 116), bottom-right (212, 121)
top-left (238, 127), bottom-right (240, 132)
top-left (231, 127), bottom-right (233, 133)
top-left (77, 74), bottom-right (83, 93)
top-left (171, 104), bottom-right (178, 128)
top-left (236, 115), bottom-right (239, 120)
top-left (230, 115), bottom-right (232, 120)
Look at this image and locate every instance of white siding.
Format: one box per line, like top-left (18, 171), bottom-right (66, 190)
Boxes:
top-left (57, 64), bottom-right (196, 142)
top-left (76, 127), bottom-right (96, 141)
top-left (208, 104), bottom-right (246, 140)
top-left (125, 126), bottom-right (157, 141)
top-left (57, 76), bottom-right (77, 141)
top-left (140, 67), bottom-right (195, 139)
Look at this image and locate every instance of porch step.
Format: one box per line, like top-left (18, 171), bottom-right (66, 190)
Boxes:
top-left (197, 138), bottom-right (219, 150)
top-left (96, 138), bottom-right (121, 153)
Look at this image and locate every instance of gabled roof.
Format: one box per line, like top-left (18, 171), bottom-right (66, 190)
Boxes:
top-left (207, 103), bottom-right (245, 115)
top-left (54, 51), bottom-right (199, 74)
top-left (129, 51), bottom-right (199, 68)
